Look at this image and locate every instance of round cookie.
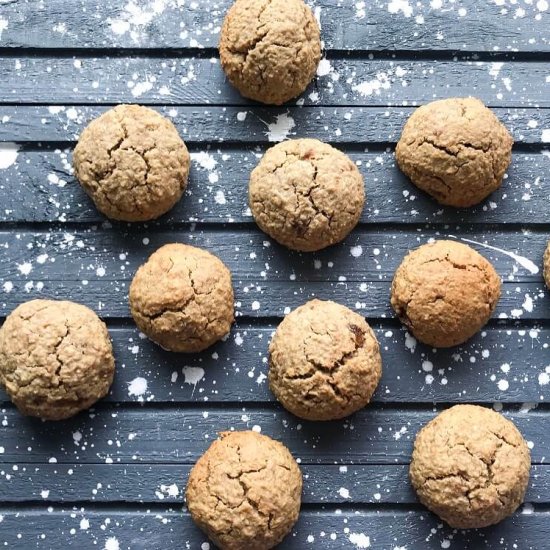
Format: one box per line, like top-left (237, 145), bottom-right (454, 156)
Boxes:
top-left (129, 243), bottom-right (234, 353)
top-left (249, 139), bottom-right (365, 252)
top-left (395, 97), bottom-right (513, 207)
top-left (73, 104), bottom-right (190, 222)
top-left (269, 299), bottom-right (382, 421)
top-left (186, 430), bottom-right (302, 550)
top-left (410, 404), bottom-right (530, 529)
top-left (544, 241), bottom-right (550, 289)
top-left (391, 240), bottom-right (501, 348)
top-left (219, 0), bottom-right (321, 105)
top-left (0, 299), bottom-right (115, 420)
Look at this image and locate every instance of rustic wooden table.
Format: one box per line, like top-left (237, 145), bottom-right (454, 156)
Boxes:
top-left (0, 0), bottom-right (549, 548)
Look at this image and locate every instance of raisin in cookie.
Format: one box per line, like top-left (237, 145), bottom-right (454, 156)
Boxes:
top-left (249, 139), bottom-right (365, 252)
top-left (269, 299), bottom-right (382, 420)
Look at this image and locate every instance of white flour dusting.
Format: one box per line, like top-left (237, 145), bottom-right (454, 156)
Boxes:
top-left (108, 0), bottom-right (177, 42)
top-left (349, 533), bottom-right (371, 548)
top-left (191, 151), bottom-right (217, 171)
top-left (131, 78), bottom-right (154, 98)
top-left (352, 73), bottom-right (391, 96)
top-left (0, 17), bottom-right (7, 40)
top-left (104, 538), bottom-right (120, 550)
top-left (0, 143), bottom-right (19, 169)
top-left (317, 58), bottom-right (332, 77)
top-left (454, 237), bottom-right (539, 275)
top-left (265, 113), bottom-right (295, 142)
top-left (183, 366), bottom-right (205, 388)
top-left (127, 377), bottom-right (148, 399)
top-left (388, 0), bottom-right (413, 17)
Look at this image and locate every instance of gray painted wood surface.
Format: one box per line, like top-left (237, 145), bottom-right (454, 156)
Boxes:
top-left (0, 0), bottom-right (549, 549)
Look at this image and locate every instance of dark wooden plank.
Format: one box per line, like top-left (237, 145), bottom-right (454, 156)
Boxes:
top-left (2, 463), bottom-right (548, 505)
top-left (0, 407), bottom-right (544, 465)
top-left (2, 148), bottom-right (550, 226)
top-left (0, 508), bottom-right (547, 549)
top-left (0, 228), bottom-right (545, 284)
top-left (1, 106), bottom-right (548, 145)
top-left (1, 0), bottom-right (549, 52)
top-left (1, 280), bottom-right (547, 323)
top-left (2, 57), bottom-right (550, 107)
top-left (1, 325), bottom-right (548, 405)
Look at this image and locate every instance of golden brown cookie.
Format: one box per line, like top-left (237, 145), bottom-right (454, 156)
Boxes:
top-left (186, 430), bottom-right (302, 550)
top-left (0, 299), bottom-right (115, 420)
top-left (391, 240), bottom-right (501, 348)
top-left (249, 139), bottom-right (365, 252)
top-left (219, 0), bottom-right (321, 105)
top-left (410, 404), bottom-right (531, 529)
top-left (395, 97), bottom-right (513, 207)
top-left (73, 104), bottom-right (190, 222)
top-left (544, 241), bottom-right (550, 289)
top-left (129, 243), bottom-right (234, 353)
top-left (269, 299), bottom-right (382, 421)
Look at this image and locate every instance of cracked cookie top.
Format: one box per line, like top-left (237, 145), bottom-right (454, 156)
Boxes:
top-left (249, 139), bottom-right (365, 252)
top-left (129, 243), bottom-right (234, 353)
top-left (391, 240), bottom-right (501, 348)
top-left (73, 104), bottom-right (190, 222)
top-left (395, 97), bottom-right (513, 207)
top-left (268, 299), bottom-right (382, 421)
top-left (219, 0), bottom-right (321, 105)
top-left (410, 404), bottom-right (530, 529)
top-left (544, 241), bottom-right (550, 290)
top-left (186, 430), bottom-right (302, 550)
top-left (0, 299), bottom-right (115, 421)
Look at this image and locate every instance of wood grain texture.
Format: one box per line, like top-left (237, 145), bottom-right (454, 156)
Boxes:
top-left (2, 149), bottom-right (549, 226)
top-left (1, 325), bottom-right (547, 405)
top-left (1, 105), bottom-right (548, 144)
top-left (0, 407), bottom-right (544, 465)
top-left (0, 508), bottom-right (548, 550)
top-left (0, 57), bottom-right (549, 107)
top-left (0, 325), bottom-right (547, 406)
top-left (1, 464), bottom-right (549, 504)
top-left (1, 0), bottom-right (549, 548)
top-left (1, 0), bottom-right (549, 52)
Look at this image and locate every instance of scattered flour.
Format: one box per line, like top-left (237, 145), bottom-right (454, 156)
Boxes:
top-left (0, 17), bottom-right (7, 40)
top-left (0, 143), bottom-right (19, 169)
top-left (104, 538), bottom-right (120, 550)
top-left (131, 78), bottom-right (154, 98)
top-left (183, 366), bottom-right (205, 387)
top-left (387, 0), bottom-right (413, 17)
top-left (155, 483), bottom-right (179, 499)
top-left (338, 487), bottom-right (350, 499)
top-left (265, 113), bottom-right (295, 142)
top-left (127, 377), bottom-right (148, 399)
top-left (214, 190), bottom-right (227, 205)
top-left (108, 0), bottom-right (176, 42)
top-left (317, 58), bottom-right (332, 77)
top-left (455, 237), bottom-right (539, 275)
top-left (352, 73), bottom-right (391, 96)
top-left (349, 533), bottom-right (371, 548)
top-left (191, 151), bottom-right (217, 171)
